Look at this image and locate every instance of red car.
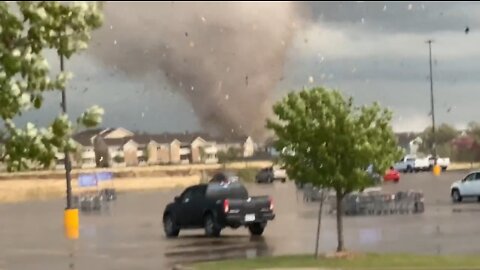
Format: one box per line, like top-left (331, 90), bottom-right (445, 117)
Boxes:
top-left (383, 167), bottom-right (400, 183)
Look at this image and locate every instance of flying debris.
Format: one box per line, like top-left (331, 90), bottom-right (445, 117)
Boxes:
top-left (465, 26), bottom-right (470, 34)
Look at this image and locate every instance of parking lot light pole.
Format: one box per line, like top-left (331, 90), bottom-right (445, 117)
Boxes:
top-left (426, 39), bottom-right (441, 176)
top-left (60, 53), bottom-right (79, 240)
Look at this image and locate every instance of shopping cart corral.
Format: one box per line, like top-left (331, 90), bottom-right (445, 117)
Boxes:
top-left (73, 172), bottom-right (117, 212)
top-left (327, 190), bottom-right (425, 216)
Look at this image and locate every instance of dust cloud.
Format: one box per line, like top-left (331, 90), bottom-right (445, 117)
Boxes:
top-left (89, 2), bottom-right (307, 139)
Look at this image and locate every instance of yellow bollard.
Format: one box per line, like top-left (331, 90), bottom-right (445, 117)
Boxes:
top-left (433, 164), bottom-right (441, 176)
top-left (64, 208), bottom-right (79, 240)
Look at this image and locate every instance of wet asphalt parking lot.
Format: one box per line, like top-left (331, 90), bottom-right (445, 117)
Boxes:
top-left (1, 170), bottom-right (480, 270)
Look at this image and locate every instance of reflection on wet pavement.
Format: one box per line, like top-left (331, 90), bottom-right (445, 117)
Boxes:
top-left (1, 172), bottom-right (480, 269)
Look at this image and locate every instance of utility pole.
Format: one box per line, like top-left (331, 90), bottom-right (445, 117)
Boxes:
top-left (61, 53), bottom-right (79, 240)
top-left (426, 39), bottom-right (437, 163)
top-left (60, 54), bottom-right (73, 209)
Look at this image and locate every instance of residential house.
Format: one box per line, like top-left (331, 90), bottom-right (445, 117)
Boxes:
top-left (216, 135), bottom-right (256, 158)
top-left (395, 132), bottom-right (422, 155)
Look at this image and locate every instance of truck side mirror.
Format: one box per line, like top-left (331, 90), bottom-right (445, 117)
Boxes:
top-left (174, 196), bottom-right (181, 203)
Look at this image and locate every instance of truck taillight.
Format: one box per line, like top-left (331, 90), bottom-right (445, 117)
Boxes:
top-left (269, 197), bottom-right (274, 211)
top-left (223, 199), bottom-right (229, 213)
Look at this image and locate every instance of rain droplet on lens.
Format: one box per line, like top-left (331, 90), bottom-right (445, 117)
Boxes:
top-left (113, 40), bottom-right (117, 45)
top-left (308, 76), bottom-right (314, 83)
top-left (408, 3), bottom-right (413, 10)
top-left (225, 94), bottom-right (229, 100)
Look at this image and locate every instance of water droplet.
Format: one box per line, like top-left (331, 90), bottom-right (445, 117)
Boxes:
top-left (201, 16), bottom-right (206, 22)
top-left (281, 40), bottom-right (286, 46)
top-left (361, 18), bottom-right (365, 24)
top-left (179, 81), bottom-right (183, 87)
top-left (308, 76), bottom-right (314, 83)
top-left (352, 67), bottom-right (357, 73)
top-left (191, 86), bottom-right (195, 91)
top-left (113, 40), bottom-right (117, 45)
top-left (226, 66), bottom-right (230, 72)
top-left (225, 94), bottom-right (229, 100)
top-left (408, 3), bottom-right (413, 10)
top-left (189, 41), bottom-right (195, 47)
top-left (141, 112), bottom-right (145, 118)
top-left (421, 4), bottom-right (425, 10)
top-left (110, 25), bottom-right (114, 30)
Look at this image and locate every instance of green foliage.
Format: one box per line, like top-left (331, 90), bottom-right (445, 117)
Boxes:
top-left (0, 2), bottom-right (104, 171)
top-left (267, 87), bottom-right (402, 252)
top-left (113, 155), bottom-right (124, 164)
top-left (418, 123), bottom-right (459, 154)
top-left (267, 87), bottom-right (402, 194)
top-left (217, 147), bottom-right (242, 163)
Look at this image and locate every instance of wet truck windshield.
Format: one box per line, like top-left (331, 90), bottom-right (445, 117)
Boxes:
top-left (205, 182), bottom-right (249, 200)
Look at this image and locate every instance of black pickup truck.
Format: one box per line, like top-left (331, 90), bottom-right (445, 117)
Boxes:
top-left (163, 173), bottom-right (275, 237)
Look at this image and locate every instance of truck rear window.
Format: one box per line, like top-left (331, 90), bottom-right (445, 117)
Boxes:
top-left (205, 182), bottom-right (249, 200)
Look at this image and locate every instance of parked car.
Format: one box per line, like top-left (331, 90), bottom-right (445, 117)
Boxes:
top-left (383, 167), bottom-right (400, 183)
top-left (255, 166), bottom-right (287, 183)
top-left (163, 172), bottom-right (275, 237)
top-left (393, 155), bottom-right (430, 173)
top-left (427, 155), bottom-right (450, 171)
top-left (451, 171), bottom-right (480, 202)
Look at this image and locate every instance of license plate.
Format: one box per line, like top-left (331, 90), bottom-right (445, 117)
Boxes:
top-left (245, 214), bottom-right (255, 222)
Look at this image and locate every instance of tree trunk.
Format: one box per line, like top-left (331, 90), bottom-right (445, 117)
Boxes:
top-left (335, 190), bottom-right (345, 252)
top-left (314, 189), bottom-right (325, 258)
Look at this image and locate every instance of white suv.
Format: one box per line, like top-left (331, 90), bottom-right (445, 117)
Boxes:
top-left (451, 171), bottom-right (480, 202)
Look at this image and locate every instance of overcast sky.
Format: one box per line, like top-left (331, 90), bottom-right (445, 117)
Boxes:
top-left (15, 1), bottom-right (480, 135)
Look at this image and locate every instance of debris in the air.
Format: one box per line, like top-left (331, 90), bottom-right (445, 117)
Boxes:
top-left (113, 40), bottom-right (117, 45)
top-left (110, 25), bottom-right (113, 30)
top-left (185, 32), bottom-right (188, 37)
top-left (361, 18), bottom-right (365, 24)
top-left (447, 107), bottom-right (452, 113)
top-left (308, 76), bottom-right (314, 83)
top-left (465, 26), bottom-right (470, 34)
top-left (245, 76), bottom-right (248, 86)
top-left (225, 94), bottom-right (229, 100)
top-left (201, 16), bottom-right (206, 22)
top-left (408, 4), bottom-right (413, 10)
top-left (191, 86), bottom-right (194, 91)
top-left (383, 5), bottom-right (387, 11)
top-left (141, 112), bottom-right (145, 118)
top-left (352, 67), bottom-right (357, 73)
top-left (189, 41), bottom-right (195, 47)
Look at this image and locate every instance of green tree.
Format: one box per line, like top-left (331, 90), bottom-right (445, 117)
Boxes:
top-left (0, 2), bottom-right (103, 171)
top-left (267, 87), bottom-right (402, 252)
top-left (217, 147), bottom-right (241, 163)
top-left (418, 123), bottom-right (458, 155)
top-left (113, 154), bottom-right (124, 164)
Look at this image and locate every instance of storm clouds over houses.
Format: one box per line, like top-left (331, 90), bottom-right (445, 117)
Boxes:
top-left (15, 2), bottom-right (480, 136)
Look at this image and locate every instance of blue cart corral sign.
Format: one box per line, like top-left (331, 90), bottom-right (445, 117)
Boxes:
top-left (95, 172), bottom-right (113, 182)
top-left (78, 173), bottom-right (98, 187)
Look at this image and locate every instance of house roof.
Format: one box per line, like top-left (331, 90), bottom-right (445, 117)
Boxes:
top-left (103, 137), bottom-right (133, 147)
top-left (72, 128), bottom-right (105, 146)
top-left (214, 135), bottom-right (250, 144)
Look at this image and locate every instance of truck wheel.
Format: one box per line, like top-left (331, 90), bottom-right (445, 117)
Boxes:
top-left (406, 166), bottom-right (413, 173)
top-left (267, 176), bottom-right (273, 183)
top-left (163, 214), bottom-right (180, 238)
top-left (204, 214), bottom-right (221, 237)
top-left (248, 223), bottom-right (265, 236)
top-left (281, 178), bottom-right (286, 183)
top-left (452, 189), bottom-right (462, 203)
top-left (442, 167), bottom-right (447, 172)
